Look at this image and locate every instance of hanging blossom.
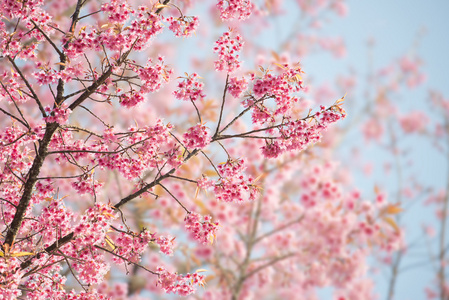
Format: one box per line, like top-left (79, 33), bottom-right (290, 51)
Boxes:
top-left (119, 91), bottom-right (145, 108)
top-left (156, 266), bottom-right (205, 297)
top-left (227, 76), bottom-right (248, 98)
top-left (182, 123), bottom-right (211, 150)
top-left (153, 234), bottom-right (176, 256)
top-left (166, 16), bottom-right (199, 37)
top-left (214, 158), bottom-right (259, 203)
top-left (43, 104), bottom-right (72, 124)
top-left (213, 30), bottom-right (244, 73)
top-left (173, 73), bottom-right (206, 101)
top-left (216, 0), bottom-right (253, 21)
top-left (184, 212), bottom-right (219, 245)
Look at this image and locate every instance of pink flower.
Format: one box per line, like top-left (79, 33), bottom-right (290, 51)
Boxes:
top-left (43, 104), bottom-right (72, 124)
top-left (214, 158), bottom-right (259, 202)
top-left (216, 0), bottom-right (253, 21)
top-left (156, 266), bottom-right (205, 296)
top-left (173, 73), bottom-right (206, 101)
top-left (213, 30), bottom-right (244, 73)
top-left (166, 16), bottom-right (199, 37)
top-left (154, 235), bottom-right (176, 256)
top-left (184, 212), bottom-right (219, 245)
top-left (228, 76), bottom-right (248, 98)
top-left (182, 124), bottom-right (211, 150)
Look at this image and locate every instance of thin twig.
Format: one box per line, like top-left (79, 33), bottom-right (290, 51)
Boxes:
top-left (214, 74), bottom-right (229, 137)
top-left (159, 183), bottom-right (190, 213)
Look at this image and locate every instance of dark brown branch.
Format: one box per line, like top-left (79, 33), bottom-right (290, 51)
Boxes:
top-left (3, 122), bottom-right (59, 250)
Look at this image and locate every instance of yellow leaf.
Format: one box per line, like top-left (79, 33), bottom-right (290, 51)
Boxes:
top-left (194, 186), bottom-right (200, 199)
top-left (196, 269), bottom-right (208, 273)
top-left (253, 173), bottom-right (266, 183)
top-left (105, 235), bottom-right (116, 250)
top-left (271, 51), bottom-right (280, 61)
top-left (273, 62), bottom-right (286, 70)
top-left (190, 253), bottom-right (201, 265)
top-left (385, 204), bottom-right (403, 215)
top-left (204, 169), bottom-right (218, 177)
top-left (383, 217), bottom-right (400, 233)
top-left (102, 212), bottom-right (116, 219)
top-left (336, 93), bottom-right (347, 104)
top-left (193, 198), bottom-right (206, 212)
top-left (10, 251), bottom-right (34, 257)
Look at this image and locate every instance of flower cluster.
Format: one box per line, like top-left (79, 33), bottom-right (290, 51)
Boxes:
top-left (112, 230), bottom-right (152, 263)
top-left (101, 0), bottom-right (133, 23)
top-left (157, 266), bottom-right (205, 296)
top-left (216, 0), bottom-right (253, 21)
top-left (95, 120), bottom-right (173, 180)
top-left (0, 257), bottom-right (23, 299)
top-left (43, 104), bottom-right (72, 124)
top-left (131, 57), bottom-right (172, 94)
top-left (119, 91), bottom-right (145, 108)
top-left (154, 234), bottom-right (175, 256)
top-left (38, 201), bottom-right (74, 244)
top-left (166, 16), bottom-right (199, 37)
top-left (173, 73), bottom-right (206, 101)
top-left (64, 7), bottom-right (164, 58)
top-left (71, 174), bottom-right (103, 195)
top-left (213, 30), bottom-right (244, 73)
top-left (227, 76), bottom-right (248, 98)
top-left (184, 212), bottom-right (219, 245)
top-left (214, 158), bottom-right (259, 202)
top-left (74, 203), bottom-right (117, 248)
top-left (250, 64), bottom-right (303, 119)
top-left (182, 124), bottom-right (211, 150)
top-left (197, 176), bottom-right (215, 190)
top-left (33, 67), bottom-right (59, 86)
top-left (261, 105), bottom-right (345, 158)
